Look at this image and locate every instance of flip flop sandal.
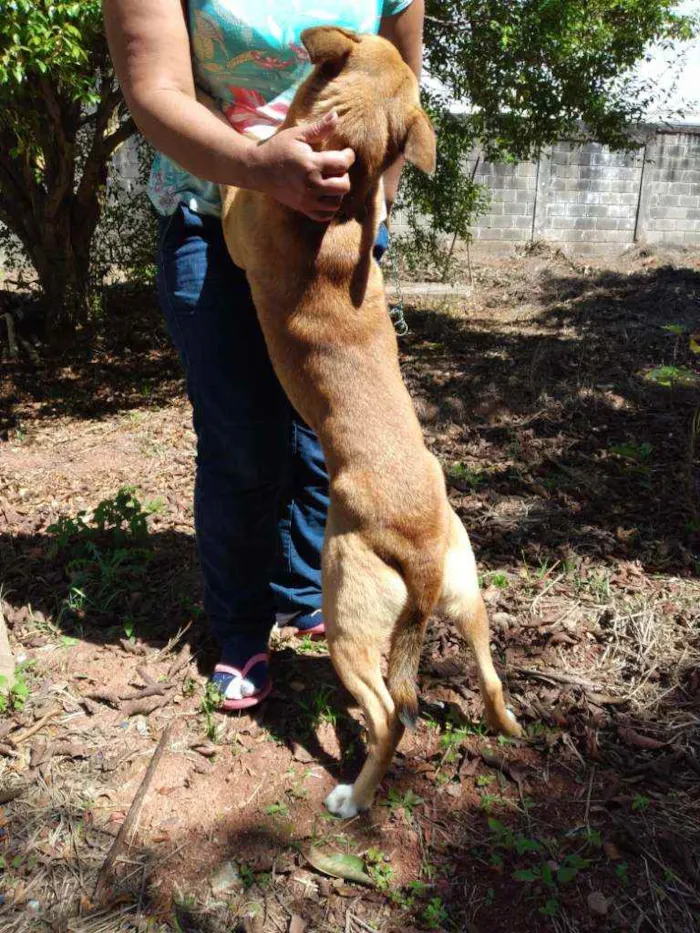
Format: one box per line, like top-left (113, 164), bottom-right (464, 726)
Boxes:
top-left (290, 609), bottom-right (325, 638)
top-left (211, 653), bottom-right (272, 711)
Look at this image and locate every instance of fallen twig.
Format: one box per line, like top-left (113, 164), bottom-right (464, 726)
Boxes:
top-left (167, 642), bottom-right (193, 680)
top-left (120, 684), bottom-right (165, 701)
top-left (119, 638), bottom-right (145, 655)
top-left (85, 689), bottom-right (122, 709)
top-left (94, 722), bottom-right (174, 900)
top-left (121, 694), bottom-right (170, 717)
top-left (8, 707), bottom-right (61, 747)
top-left (513, 666), bottom-right (603, 692)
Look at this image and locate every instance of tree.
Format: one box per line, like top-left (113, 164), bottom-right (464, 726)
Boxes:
top-left (0, 1), bottom-right (696, 328)
top-left (0, 1), bottom-right (134, 332)
top-left (398, 0), bottom-right (697, 272)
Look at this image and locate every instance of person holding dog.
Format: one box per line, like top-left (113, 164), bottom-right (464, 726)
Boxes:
top-left (103, 0), bottom-right (424, 708)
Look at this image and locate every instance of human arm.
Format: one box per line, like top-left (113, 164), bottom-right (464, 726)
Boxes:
top-left (102, 0), bottom-right (355, 220)
top-left (379, 0), bottom-right (426, 214)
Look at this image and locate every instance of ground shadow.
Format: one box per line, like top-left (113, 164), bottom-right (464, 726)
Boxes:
top-left (0, 282), bottom-right (182, 435)
top-left (1, 692), bottom-right (698, 933)
top-left (399, 263), bottom-right (699, 578)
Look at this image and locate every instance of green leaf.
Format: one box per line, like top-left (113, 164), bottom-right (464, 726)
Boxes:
top-left (512, 868), bottom-right (539, 882)
top-left (306, 847), bottom-right (373, 886)
top-left (642, 366), bottom-right (700, 388)
top-left (539, 898), bottom-right (560, 917)
top-left (514, 836), bottom-right (544, 855)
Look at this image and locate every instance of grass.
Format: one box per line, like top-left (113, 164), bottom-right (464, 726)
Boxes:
top-left (296, 683), bottom-right (340, 734)
top-left (201, 681), bottom-right (224, 742)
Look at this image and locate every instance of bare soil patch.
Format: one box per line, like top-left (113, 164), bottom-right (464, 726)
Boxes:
top-left (1, 247), bottom-right (699, 933)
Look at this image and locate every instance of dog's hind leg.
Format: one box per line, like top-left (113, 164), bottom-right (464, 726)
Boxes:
top-left (322, 531), bottom-right (409, 817)
top-left (324, 637), bottom-right (405, 817)
top-left (439, 509), bottom-right (521, 737)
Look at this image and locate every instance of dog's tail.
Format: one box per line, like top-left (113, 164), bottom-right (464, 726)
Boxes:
top-left (387, 555), bottom-right (443, 730)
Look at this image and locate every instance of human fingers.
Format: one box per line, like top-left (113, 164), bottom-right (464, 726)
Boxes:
top-left (296, 110), bottom-right (339, 145)
top-left (315, 147), bottom-right (355, 176)
top-left (310, 172), bottom-right (352, 197)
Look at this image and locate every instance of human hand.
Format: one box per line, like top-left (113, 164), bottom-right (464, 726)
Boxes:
top-left (245, 112), bottom-right (355, 222)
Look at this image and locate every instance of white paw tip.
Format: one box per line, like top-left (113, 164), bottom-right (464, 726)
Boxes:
top-left (325, 784), bottom-right (359, 818)
top-left (506, 707), bottom-right (517, 723)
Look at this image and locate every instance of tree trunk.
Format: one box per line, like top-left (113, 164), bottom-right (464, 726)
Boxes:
top-left (40, 245), bottom-right (92, 334)
top-left (0, 74), bottom-right (135, 339)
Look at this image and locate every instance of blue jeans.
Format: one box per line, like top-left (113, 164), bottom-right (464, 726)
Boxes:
top-left (157, 203), bottom-right (388, 661)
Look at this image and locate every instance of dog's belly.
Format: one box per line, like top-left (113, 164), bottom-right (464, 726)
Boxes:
top-left (255, 304), bottom-right (448, 544)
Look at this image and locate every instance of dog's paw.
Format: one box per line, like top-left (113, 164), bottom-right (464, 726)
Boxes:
top-left (504, 706), bottom-right (523, 738)
top-left (325, 784), bottom-right (359, 818)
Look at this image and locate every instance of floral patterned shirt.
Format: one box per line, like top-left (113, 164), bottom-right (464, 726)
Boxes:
top-left (148, 0), bottom-right (413, 216)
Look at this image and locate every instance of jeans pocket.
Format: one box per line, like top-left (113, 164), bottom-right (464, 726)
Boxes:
top-left (156, 204), bottom-right (182, 254)
top-left (156, 204), bottom-right (200, 320)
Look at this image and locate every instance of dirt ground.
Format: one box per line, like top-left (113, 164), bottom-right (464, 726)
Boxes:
top-left (0, 245), bottom-right (699, 933)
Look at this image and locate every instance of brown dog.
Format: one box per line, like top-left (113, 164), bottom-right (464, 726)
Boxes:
top-left (220, 26), bottom-right (521, 817)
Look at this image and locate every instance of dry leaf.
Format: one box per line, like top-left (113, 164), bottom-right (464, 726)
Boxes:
top-left (603, 841), bottom-right (621, 861)
top-left (587, 891), bottom-right (609, 916)
top-left (618, 727), bottom-right (666, 750)
top-left (306, 847), bottom-right (373, 886)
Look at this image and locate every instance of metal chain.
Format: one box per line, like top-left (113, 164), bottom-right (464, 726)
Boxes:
top-left (386, 236), bottom-right (409, 337)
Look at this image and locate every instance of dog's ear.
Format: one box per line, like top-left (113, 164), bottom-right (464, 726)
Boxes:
top-left (404, 109), bottom-right (436, 174)
top-left (301, 26), bottom-right (360, 65)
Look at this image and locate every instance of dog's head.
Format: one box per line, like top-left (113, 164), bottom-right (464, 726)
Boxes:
top-left (293, 27), bottom-right (436, 184)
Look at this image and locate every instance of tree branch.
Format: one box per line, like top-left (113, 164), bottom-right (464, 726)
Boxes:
top-left (103, 117), bottom-right (137, 156)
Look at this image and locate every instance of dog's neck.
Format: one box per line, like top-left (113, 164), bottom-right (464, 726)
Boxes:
top-left (285, 77), bottom-right (395, 227)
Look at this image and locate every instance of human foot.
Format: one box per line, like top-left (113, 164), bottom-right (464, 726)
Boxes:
top-left (210, 653), bottom-right (271, 710)
top-left (276, 608), bottom-right (325, 638)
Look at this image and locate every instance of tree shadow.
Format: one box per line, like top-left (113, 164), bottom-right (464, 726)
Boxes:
top-left (1, 693), bottom-right (697, 933)
top-left (0, 282), bottom-right (182, 436)
top-left (399, 263), bottom-right (699, 578)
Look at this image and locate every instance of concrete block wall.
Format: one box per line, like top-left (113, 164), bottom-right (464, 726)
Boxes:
top-left (4, 125), bottom-right (700, 265)
top-left (637, 131), bottom-right (700, 245)
top-left (393, 125), bottom-right (700, 254)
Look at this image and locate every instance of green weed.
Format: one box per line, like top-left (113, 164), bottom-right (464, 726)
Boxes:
top-left (608, 440), bottom-right (653, 463)
top-left (447, 462), bottom-right (487, 490)
top-left (632, 794), bottom-right (651, 812)
top-left (48, 487), bottom-right (164, 630)
top-left (487, 817), bottom-right (596, 917)
top-left (422, 896), bottom-right (449, 929)
top-left (201, 681), bottom-right (223, 742)
top-left (383, 787), bottom-right (424, 816)
top-left (0, 664), bottom-right (30, 714)
top-left (295, 634), bottom-right (327, 656)
top-left (487, 571), bottom-right (509, 590)
top-left (297, 683), bottom-right (339, 734)
top-left (365, 848), bottom-right (394, 892)
top-left (264, 800), bottom-right (289, 816)
top-left (641, 365), bottom-right (699, 389)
